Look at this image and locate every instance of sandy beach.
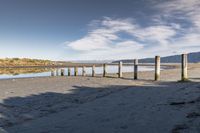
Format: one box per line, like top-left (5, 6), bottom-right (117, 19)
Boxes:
top-left (0, 64), bottom-right (199, 133)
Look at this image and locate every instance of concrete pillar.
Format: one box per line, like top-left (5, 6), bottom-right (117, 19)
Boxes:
top-left (181, 54), bottom-right (188, 81)
top-left (118, 61), bottom-right (123, 78)
top-left (103, 64), bottom-right (107, 77)
top-left (92, 65), bottom-right (95, 77)
top-left (134, 59), bottom-right (138, 80)
top-left (155, 56), bottom-right (161, 81)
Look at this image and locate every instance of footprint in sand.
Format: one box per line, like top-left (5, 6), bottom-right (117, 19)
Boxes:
top-left (172, 124), bottom-right (189, 133)
top-left (186, 112), bottom-right (200, 118)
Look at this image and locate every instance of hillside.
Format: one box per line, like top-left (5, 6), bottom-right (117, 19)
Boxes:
top-left (114, 52), bottom-right (200, 63)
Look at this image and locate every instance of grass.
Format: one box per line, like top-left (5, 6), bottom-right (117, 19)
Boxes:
top-left (0, 58), bottom-right (54, 67)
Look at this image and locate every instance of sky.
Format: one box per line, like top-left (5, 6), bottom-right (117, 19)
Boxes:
top-left (0, 0), bottom-right (200, 61)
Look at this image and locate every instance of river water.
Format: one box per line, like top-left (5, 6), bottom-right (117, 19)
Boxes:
top-left (0, 65), bottom-right (155, 79)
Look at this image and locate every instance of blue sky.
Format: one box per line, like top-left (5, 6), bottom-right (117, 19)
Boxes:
top-left (0, 0), bottom-right (200, 61)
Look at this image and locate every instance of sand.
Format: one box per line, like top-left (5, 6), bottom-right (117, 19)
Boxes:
top-left (0, 64), bottom-right (199, 133)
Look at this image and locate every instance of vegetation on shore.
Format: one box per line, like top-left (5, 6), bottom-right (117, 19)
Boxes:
top-left (0, 58), bottom-right (55, 67)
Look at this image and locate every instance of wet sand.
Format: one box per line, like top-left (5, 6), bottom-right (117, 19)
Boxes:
top-left (0, 63), bottom-right (199, 133)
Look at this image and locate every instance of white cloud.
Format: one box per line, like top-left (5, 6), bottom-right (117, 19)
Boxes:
top-left (154, 0), bottom-right (200, 54)
top-left (66, 18), bottom-right (137, 52)
top-left (67, 34), bottom-right (111, 51)
top-left (155, 0), bottom-right (200, 29)
top-left (64, 0), bottom-right (200, 60)
top-left (133, 25), bottom-right (176, 45)
top-left (67, 40), bottom-right (143, 60)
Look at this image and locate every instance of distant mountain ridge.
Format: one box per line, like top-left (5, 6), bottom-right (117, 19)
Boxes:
top-left (113, 52), bottom-right (200, 63)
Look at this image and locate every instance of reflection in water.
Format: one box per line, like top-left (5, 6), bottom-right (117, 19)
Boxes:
top-left (0, 68), bottom-right (54, 79)
top-left (0, 65), bottom-right (155, 79)
top-left (0, 68), bottom-right (52, 75)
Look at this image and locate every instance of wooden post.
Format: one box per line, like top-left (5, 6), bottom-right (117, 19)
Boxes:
top-left (103, 64), bottom-right (107, 77)
top-left (181, 54), bottom-right (188, 81)
top-left (61, 69), bottom-right (65, 76)
top-left (68, 67), bottom-right (71, 76)
top-left (155, 56), bottom-right (161, 81)
top-left (51, 70), bottom-right (55, 76)
top-left (92, 65), bottom-right (95, 77)
top-left (134, 59), bottom-right (138, 80)
top-left (56, 69), bottom-right (59, 76)
top-left (74, 67), bottom-right (78, 76)
top-left (118, 61), bottom-right (122, 78)
top-left (82, 66), bottom-right (86, 76)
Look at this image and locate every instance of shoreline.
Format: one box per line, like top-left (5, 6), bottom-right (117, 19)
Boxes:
top-left (0, 64), bottom-right (199, 133)
top-left (0, 63), bottom-right (181, 80)
top-left (0, 62), bottom-right (180, 69)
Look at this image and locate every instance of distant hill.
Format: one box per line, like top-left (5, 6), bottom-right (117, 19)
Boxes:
top-left (113, 52), bottom-right (200, 63)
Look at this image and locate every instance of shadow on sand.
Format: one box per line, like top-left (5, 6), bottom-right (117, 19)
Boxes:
top-left (0, 81), bottom-right (199, 133)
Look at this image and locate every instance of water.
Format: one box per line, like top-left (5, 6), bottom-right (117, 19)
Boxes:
top-left (0, 65), bottom-right (155, 79)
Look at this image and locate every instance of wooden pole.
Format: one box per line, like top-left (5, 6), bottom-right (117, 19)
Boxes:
top-left (61, 69), bottom-right (65, 76)
top-left (74, 67), bottom-right (78, 76)
top-left (103, 64), bottom-right (107, 77)
top-left (181, 54), bottom-right (188, 81)
top-left (82, 66), bottom-right (86, 76)
top-left (56, 69), bottom-right (59, 76)
top-left (92, 65), bottom-right (95, 77)
top-left (118, 61), bottom-right (122, 78)
top-left (155, 56), bottom-right (161, 81)
top-left (68, 67), bottom-right (71, 76)
top-left (51, 70), bottom-right (55, 76)
top-left (134, 59), bottom-right (138, 80)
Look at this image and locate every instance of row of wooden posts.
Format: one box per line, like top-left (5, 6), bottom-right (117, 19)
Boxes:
top-left (51, 54), bottom-right (188, 81)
